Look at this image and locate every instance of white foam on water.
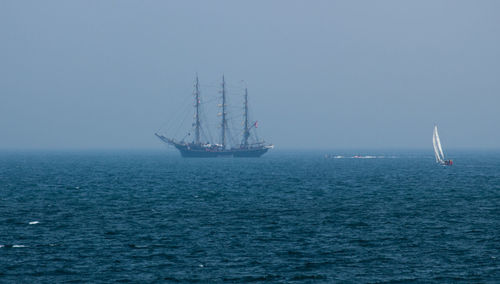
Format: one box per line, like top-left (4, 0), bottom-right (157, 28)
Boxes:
top-left (12, 245), bottom-right (27, 248)
top-left (326, 154), bottom-right (400, 159)
top-left (29, 221), bottom-right (39, 225)
top-left (0, 245), bottom-right (4, 248)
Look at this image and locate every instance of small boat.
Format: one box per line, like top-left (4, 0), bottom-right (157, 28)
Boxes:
top-left (432, 125), bottom-right (453, 166)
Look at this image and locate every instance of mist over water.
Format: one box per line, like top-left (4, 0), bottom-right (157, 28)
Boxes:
top-left (1, 150), bottom-right (498, 282)
top-left (1, 1), bottom-right (500, 150)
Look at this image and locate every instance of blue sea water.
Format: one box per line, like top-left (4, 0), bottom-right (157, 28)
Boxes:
top-left (0, 150), bottom-right (499, 283)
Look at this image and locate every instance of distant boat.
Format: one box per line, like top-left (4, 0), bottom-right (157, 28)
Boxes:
top-left (155, 75), bottom-right (273, 158)
top-left (432, 125), bottom-right (453, 166)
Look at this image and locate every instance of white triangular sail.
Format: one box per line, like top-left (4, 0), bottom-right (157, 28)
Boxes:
top-left (435, 127), bottom-right (445, 159)
top-left (433, 125), bottom-right (445, 164)
top-left (432, 130), bottom-right (441, 163)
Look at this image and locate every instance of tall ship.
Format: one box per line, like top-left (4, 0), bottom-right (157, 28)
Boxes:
top-left (155, 75), bottom-right (273, 157)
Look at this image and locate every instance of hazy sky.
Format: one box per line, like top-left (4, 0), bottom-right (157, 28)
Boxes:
top-left (1, 1), bottom-right (499, 150)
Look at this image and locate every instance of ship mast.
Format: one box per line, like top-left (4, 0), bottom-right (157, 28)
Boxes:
top-left (242, 88), bottom-right (250, 147)
top-left (194, 75), bottom-right (201, 144)
top-left (220, 75), bottom-right (227, 148)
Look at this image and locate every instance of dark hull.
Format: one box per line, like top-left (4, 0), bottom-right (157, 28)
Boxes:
top-left (176, 145), bottom-right (269, 158)
top-left (155, 134), bottom-right (270, 158)
top-left (177, 147), bottom-right (233, 158)
top-left (439, 160), bottom-right (453, 166)
top-left (177, 147), bottom-right (269, 158)
top-left (232, 148), bottom-right (269, 157)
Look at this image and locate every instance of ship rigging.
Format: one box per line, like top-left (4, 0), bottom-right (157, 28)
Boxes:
top-left (155, 75), bottom-right (273, 157)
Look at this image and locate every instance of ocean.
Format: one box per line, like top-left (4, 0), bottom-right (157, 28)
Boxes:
top-left (0, 150), bottom-right (498, 283)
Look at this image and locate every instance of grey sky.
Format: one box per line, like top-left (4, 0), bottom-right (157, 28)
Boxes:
top-left (1, 1), bottom-right (499, 150)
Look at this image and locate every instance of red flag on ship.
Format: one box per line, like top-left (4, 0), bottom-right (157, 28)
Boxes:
top-left (254, 121), bottom-right (258, 128)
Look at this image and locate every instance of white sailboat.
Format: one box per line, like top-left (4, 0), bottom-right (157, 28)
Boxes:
top-left (432, 125), bottom-right (453, 166)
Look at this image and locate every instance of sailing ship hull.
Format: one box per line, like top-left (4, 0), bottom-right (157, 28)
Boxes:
top-left (174, 144), bottom-right (233, 158)
top-left (178, 150), bottom-right (233, 158)
top-left (232, 147), bottom-right (269, 157)
top-left (176, 145), bottom-right (269, 158)
top-left (177, 149), bottom-right (268, 158)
